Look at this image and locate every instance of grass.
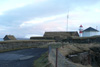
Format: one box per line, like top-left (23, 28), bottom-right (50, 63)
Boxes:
top-left (0, 40), bottom-right (55, 53)
top-left (47, 42), bottom-right (100, 67)
top-left (0, 40), bottom-right (55, 43)
top-left (0, 46), bottom-right (38, 53)
top-left (59, 43), bottom-right (100, 56)
top-left (34, 52), bottom-right (52, 67)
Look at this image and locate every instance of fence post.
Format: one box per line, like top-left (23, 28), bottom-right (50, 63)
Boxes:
top-left (48, 46), bottom-right (51, 55)
top-left (56, 48), bottom-right (58, 67)
top-left (48, 45), bottom-right (49, 56)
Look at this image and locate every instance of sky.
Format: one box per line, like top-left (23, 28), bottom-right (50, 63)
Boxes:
top-left (0, 0), bottom-right (100, 38)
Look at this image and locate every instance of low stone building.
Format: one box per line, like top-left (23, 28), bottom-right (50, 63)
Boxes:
top-left (3, 35), bottom-right (16, 41)
top-left (30, 37), bottom-right (54, 40)
top-left (30, 31), bottom-right (79, 42)
top-left (44, 31), bottom-right (79, 38)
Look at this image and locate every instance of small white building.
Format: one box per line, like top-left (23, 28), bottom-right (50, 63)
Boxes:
top-left (82, 27), bottom-right (99, 37)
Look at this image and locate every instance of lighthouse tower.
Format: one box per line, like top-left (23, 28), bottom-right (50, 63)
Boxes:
top-left (79, 25), bottom-right (83, 37)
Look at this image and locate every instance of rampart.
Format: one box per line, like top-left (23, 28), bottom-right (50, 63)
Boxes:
top-left (63, 36), bottom-right (100, 43)
top-left (30, 37), bottom-right (54, 40)
top-left (48, 47), bottom-right (77, 67)
top-left (0, 40), bottom-right (55, 52)
top-left (48, 42), bottom-right (100, 67)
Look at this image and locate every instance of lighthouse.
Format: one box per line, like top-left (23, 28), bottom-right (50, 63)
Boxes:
top-left (79, 25), bottom-right (83, 37)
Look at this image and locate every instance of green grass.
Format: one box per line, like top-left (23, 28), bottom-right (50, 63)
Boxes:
top-left (59, 43), bottom-right (100, 56)
top-left (0, 46), bottom-right (38, 53)
top-left (34, 52), bottom-right (52, 67)
top-left (0, 40), bottom-right (55, 43)
top-left (0, 40), bottom-right (55, 53)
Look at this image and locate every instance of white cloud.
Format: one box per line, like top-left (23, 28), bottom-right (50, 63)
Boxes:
top-left (20, 13), bottom-right (67, 27)
top-left (0, 26), bottom-right (9, 31)
top-left (0, 12), bottom-right (3, 15)
top-left (94, 8), bottom-right (100, 12)
top-left (0, 28), bottom-right (5, 31)
top-left (33, 0), bottom-right (47, 3)
top-left (0, 0), bottom-right (47, 14)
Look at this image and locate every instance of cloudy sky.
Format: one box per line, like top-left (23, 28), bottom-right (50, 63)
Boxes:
top-left (0, 0), bottom-right (100, 38)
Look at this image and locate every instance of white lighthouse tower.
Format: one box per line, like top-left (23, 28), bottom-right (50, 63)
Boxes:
top-left (79, 25), bottom-right (83, 37)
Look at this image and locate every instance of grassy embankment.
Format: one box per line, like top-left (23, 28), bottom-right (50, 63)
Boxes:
top-left (0, 40), bottom-right (54, 53)
top-left (34, 52), bottom-right (53, 67)
top-left (58, 43), bottom-right (100, 67)
top-left (59, 43), bottom-right (100, 56)
top-left (34, 42), bottom-right (96, 67)
top-left (32, 42), bottom-right (100, 67)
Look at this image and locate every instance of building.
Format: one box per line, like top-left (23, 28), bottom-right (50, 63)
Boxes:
top-left (30, 31), bottom-right (79, 41)
top-left (30, 37), bottom-right (54, 40)
top-left (82, 27), bottom-right (99, 37)
top-left (3, 35), bottom-right (16, 41)
top-left (44, 31), bottom-right (79, 38)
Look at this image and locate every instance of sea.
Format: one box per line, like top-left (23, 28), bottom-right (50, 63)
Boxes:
top-left (0, 38), bottom-right (3, 41)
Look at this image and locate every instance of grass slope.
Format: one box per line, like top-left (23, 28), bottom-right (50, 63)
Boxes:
top-left (34, 52), bottom-right (52, 67)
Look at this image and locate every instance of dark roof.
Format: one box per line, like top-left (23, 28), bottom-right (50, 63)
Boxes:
top-left (44, 31), bottom-right (79, 38)
top-left (3, 35), bottom-right (16, 40)
top-left (83, 27), bottom-right (99, 32)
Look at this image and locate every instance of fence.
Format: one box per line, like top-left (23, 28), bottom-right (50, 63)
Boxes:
top-left (48, 46), bottom-right (77, 67)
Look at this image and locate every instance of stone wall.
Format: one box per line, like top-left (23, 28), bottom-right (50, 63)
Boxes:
top-left (30, 37), bottom-right (54, 40)
top-left (49, 42), bottom-right (100, 67)
top-left (63, 36), bottom-right (100, 43)
top-left (0, 40), bottom-right (54, 52)
top-left (48, 48), bottom-right (77, 67)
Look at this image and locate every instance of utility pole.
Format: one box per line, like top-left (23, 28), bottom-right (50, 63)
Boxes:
top-left (67, 9), bottom-right (69, 31)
